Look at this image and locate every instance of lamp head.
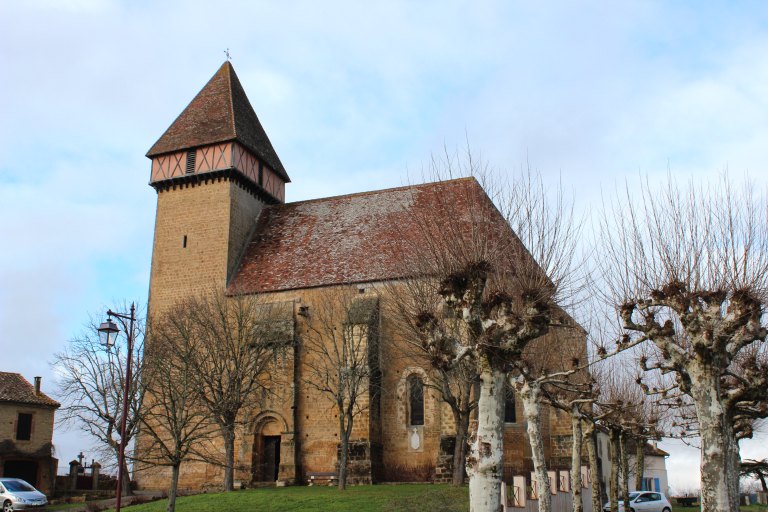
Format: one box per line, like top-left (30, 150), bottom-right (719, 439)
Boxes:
top-left (97, 317), bottom-right (120, 347)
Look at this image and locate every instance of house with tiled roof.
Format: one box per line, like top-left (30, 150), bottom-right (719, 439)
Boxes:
top-left (137, 62), bottom-right (585, 492)
top-left (0, 372), bottom-right (59, 494)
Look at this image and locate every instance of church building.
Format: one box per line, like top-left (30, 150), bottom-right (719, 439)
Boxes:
top-left (137, 62), bottom-right (583, 490)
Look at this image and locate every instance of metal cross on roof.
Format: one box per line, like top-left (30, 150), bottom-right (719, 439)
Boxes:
top-left (224, 48), bottom-right (231, 61)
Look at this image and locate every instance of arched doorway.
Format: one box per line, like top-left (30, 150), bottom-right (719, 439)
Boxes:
top-left (252, 418), bottom-right (282, 482)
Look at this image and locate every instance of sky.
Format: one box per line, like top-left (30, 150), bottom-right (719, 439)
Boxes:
top-left (2, 0), bottom-right (768, 492)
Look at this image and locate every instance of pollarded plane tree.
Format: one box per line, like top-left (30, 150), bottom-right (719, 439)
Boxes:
top-left (506, 317), bottom-right (591, 512)
top-left (536, 362), bottom-right (595, 512)
top-left (741, 459), bottom-right (768, 494)
top-left (600, 176), bottom-right (768, 511)
top-left (588, 357), bottom-right (663, 512)
top-left (401, 150), bottom-right (583, 512)
top-left (53, 305), bottom-right (145, 498)
top-left (641, 335), bottom-right (768, 509)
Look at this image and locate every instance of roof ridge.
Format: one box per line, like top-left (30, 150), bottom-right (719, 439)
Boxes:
top-left (277, 176), bottom-right (478, 208)
top-left (226, 62), bottom-right (237, 141)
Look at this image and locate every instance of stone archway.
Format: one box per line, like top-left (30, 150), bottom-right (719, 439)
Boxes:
top-left (251, 412), bottom-right (289, 483)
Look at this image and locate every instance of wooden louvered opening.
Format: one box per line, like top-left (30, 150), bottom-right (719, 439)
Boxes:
top-left (186, 150), bottom-right (196, 175)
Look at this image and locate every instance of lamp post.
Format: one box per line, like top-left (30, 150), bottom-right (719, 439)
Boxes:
top-left (97, 303), bottom-right (136, 512)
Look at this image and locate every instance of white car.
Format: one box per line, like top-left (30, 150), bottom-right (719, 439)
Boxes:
top-left (0, 478), bottom-right (47, 511)
top-left (603, 491), bottom-right (672, 512)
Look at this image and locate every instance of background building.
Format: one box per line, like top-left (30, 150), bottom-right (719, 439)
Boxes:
top-left (0, 372), bottom-right (59, 495)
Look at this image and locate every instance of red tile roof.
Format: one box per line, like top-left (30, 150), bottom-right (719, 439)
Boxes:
top-left (228, 178), bottom-right (506, 294)
top-left (146, 61), bottom-right (289, 182)
top-left (0, 372), bottom-right (60, 407)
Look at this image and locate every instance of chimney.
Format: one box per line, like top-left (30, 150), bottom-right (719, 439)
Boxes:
top-left (34, 376), bottom-right (41, 395)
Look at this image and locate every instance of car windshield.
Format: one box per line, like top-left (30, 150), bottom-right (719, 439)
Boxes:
top-left (629, 492), bottom-right (641, 500)
top-left (2, 480), bottom-right (35, 492)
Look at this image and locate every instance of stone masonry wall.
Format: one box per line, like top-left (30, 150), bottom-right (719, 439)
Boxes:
top-left (0, 403), bottom-right (57, 494)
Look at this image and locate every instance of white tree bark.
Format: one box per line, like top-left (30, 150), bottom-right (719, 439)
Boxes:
top-left (570, 405), bottom-right (583, 512)
top-left (727, 432), bottom-right (741, 512)
top-left (609, 429), bottom-right (620, 512)
top-left (467, 364), bottom-right (505, 512)
top-left (519, 378), bottom-right (551, 512)
top-left (619, 432), bottom-right (630, 511)
top-left (582, 421), bottom-right (602, 512)
top-left (690, 367), bottom-right (733, 512)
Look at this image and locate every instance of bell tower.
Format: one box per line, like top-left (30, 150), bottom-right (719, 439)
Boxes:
top-left (145, 61), bottom-right (290, 319)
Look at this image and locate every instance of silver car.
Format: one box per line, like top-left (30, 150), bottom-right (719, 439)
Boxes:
top-left (0, 478), bottom-right (47, 511)
top-left (603, 491), bottom-right (672, 512)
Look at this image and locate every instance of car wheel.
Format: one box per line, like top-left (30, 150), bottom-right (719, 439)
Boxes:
top-left (662, 508), bottom-right (671, 512)
top-left (2, 500), bottom-right (13, 512)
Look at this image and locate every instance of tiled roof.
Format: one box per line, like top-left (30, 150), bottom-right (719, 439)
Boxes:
top-left (644, 443), bottom-right (670, 457)
top-left (146, 61), bottom-right (289, 182)
top-left (0, 372), bottom-right (60, 407)
top-left (228, 178), bottom-right (505, 294)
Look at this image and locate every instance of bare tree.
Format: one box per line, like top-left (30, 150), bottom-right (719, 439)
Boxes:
top-left (53, 307), bottom-right (145, 497)
top-left (385, 277), bottom-right (479, 486)
top-left (600, 175), bottom-right (768, 511)
top-left (581, 419), bottom-right (603, 512)
top-left (137, 308), bottom-right (217, 512)
top-left (302, 287), bottom-right (379, 490)
top-left (398, 150), bottom-right (583, 512)
top-left (540, 364), bottom-right (597, 512)
top-left (741, 459), bottom-right (768, 493)
top-left (169, 290), bottom-right (292, 491)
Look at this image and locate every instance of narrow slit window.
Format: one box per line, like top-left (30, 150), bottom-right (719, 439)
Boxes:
top-left (258, 161), bottom-right (264, 186)
top-left (182, 235), bottom-right (187, 248)
top-left (186, 150), bottom-right (196, 174)
top-left (408, 375), bottom-right (424, 426)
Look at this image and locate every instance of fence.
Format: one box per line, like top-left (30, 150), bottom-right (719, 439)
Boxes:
top-left (501, 466), bottom-right (599, 512)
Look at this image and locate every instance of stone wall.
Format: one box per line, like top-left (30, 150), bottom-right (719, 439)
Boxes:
top-left (0, 403), bottom-right (57, 494)
top-left (139, 172), bottom-right (589, 490)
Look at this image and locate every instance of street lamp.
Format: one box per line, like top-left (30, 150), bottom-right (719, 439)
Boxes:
top-left (97, 303), bottom-right (136, 512)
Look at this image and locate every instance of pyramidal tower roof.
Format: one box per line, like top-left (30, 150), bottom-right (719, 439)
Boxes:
top-left (146, 61), bottom-right (289, 181)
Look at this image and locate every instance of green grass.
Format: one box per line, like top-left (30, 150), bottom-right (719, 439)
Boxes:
top-left (119, 484), bottom-right (469, 512)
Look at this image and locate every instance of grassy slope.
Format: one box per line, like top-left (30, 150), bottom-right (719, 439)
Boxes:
top-left (121, 484), bottom-right (469, 512)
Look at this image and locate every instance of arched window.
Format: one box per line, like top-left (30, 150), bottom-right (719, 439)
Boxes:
top-left (504, 383), bottom-right (516, 423)
top-left (407, 374), bottom-right (424, 426)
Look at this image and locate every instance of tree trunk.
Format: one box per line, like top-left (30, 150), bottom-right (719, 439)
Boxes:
top-left (121, 457), bottom-right (132, 497)
top-left (582, 421), bottom-right (601, 512)
top-left (167, 463), bottom-right (180, 512)
top-left (338, 410), bottom-right (353, 490)
top-left (519, 378), bottom-right (550, 512)
top-left (338, 433), bottom-right (349, 490)
top-left (634, 438), bottom-right (645, 491)
top-left (690, 366), bottom-right (732, 512)
top-left (620, 432), bottom-right (630, 511)
top-left (452, 411), bottom-right (470, 486)
top-left (467, 364), bottom-right (505, 512)
top-left (570, 405), bottom-right (582, 512)
top-left (727, 426), bottom-right (741, 512)
top-left (758, 472), bottom-right (768, 494)
top-left (222, 424), bottom-right (236, 491)
top-left (609, 429), bottom-right (620, 512)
